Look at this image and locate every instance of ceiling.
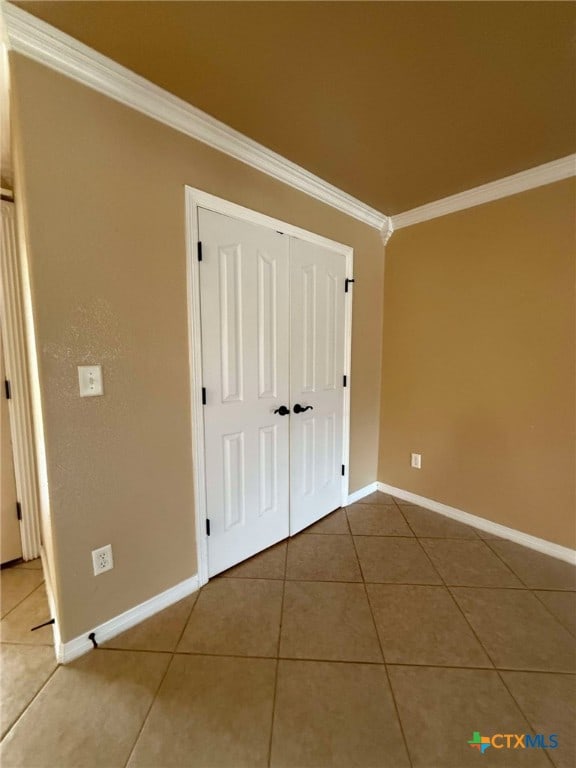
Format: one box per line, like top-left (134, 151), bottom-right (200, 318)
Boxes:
top-left (12, 1), bottom-right (576, 215)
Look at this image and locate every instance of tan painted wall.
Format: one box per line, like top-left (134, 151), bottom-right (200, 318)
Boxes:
top-left (10, 55), bottom-right (385, 641)
top-left (379, 179), bottom-right (576, 548)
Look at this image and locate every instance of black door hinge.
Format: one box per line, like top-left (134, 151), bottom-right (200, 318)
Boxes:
top-left (345, 279), bottom-right (355, 293)
top-left (341, 464), bottom-right (346, 476)
top-left (206, 518), bottom-right (211, 536)
top-left (4, 379), bottom-right (11, 400)
top-left (202, 387), bottom-right (207, 405)
top-left (197, 242), bottom-right (203, 262)
top-left (16, 501), bottom-right (22, 521)
top-left (343, 375), bottom-right (347, 388)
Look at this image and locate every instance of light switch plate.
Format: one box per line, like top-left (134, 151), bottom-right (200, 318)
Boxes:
top-left (411, 453), bottom-right (422, 469)
top-left (78, 365), bottom-right (104, 397)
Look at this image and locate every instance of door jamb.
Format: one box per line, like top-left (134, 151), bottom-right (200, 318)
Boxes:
top-left (184, 188), bottom-right (354, 587)
top-left (0, 198), bottom-right (42, 560)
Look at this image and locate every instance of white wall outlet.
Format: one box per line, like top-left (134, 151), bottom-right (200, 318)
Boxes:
top-left (411, 453), bottom-right (422, 469)
top-left (78, 365), bottom-right (104, 397)
top-left (92, 544), bottom-right (113, 575)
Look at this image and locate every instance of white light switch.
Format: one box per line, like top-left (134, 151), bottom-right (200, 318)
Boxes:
top-left (78, 365), bottom-right (104, 397)
top-left (411, 453), bottom-right (422, 469)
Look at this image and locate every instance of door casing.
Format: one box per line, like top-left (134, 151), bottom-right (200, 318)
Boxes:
top-left (185, 188), bottom-right (353, 586)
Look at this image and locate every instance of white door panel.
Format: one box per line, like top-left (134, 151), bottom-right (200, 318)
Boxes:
top-left (289, 238), bottom-right (346, 534)
top-left (199, 209), bottom-right (290, 577)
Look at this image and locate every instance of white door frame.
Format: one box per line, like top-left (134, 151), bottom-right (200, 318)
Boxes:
top-left (0, 197), bottom-right (42, 560)
top-left (185, 188), bottom-right (353, 586)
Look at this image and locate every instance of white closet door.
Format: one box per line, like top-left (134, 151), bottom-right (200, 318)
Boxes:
top-left (199, 208), bottom-right (290, 577)
top-left (289, 237), bottom-right (347, 534)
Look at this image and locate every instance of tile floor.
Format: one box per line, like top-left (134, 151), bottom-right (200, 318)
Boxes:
top-left (1, 494), bottom-right (575, 767)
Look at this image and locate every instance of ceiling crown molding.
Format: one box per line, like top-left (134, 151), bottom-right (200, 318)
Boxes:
top-left (392, 154), bottom-right (576, 230)
top-left (2, 3), bottom-right (390, 232)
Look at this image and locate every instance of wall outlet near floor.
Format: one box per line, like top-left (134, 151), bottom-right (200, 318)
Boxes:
top-left (411, 453), bottom-right (422, 469)
top-left (92, 544), bottom-right (114, 575)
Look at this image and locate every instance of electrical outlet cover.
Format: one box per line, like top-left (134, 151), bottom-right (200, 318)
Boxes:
top-left (92, 544), bottom-right (113, 575)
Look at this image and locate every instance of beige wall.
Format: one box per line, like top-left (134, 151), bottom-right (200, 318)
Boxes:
top-left (379, 179), bottom-right (576, 548)
top-left (10, 55), bottom-right (385, 641)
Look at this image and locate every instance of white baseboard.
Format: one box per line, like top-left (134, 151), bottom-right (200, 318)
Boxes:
top-left (346, 482), bottom-right (379, 506)
top-left (56, 574), bottom-right (200, 664)
top-left (377, 482), bottom-right (576, 566)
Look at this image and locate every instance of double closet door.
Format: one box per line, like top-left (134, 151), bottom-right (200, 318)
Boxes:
top-left (198, 208), bottom-right (348, 577)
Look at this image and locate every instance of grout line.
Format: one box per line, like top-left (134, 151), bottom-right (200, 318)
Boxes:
top-left (347, 514), bottom-right (414, 768)
top-left (135, 646), bottom-right (576, 674)
top-left (481, 539), bottom-right (576, 637)
top-left (266, 544), bottom-right (288, 767)
top-left (409, 525), bottom-right (566, 754)
top-left (122, 651), bottom-right (176, 768)
top-left (0, 581), bottom-right (47, 623)
top-left (493, 672), bottom-right (559, 768)
top-left (172, 591), bottom-right (200, 652)
top-left (0, 658), bottom-right (60, 741)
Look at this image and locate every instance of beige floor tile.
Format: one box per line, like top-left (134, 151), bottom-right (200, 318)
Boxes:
top-left (0, 649), bottom-right (169, 768)
top-left (0, 585), bottom-right (53, 645)
top-left (389, 666), bottom-right (550, 767)
top-left (354, 491), bottom-right (398, 506)
top-left (127, 654), bottom-right (276, 768)
top-left (488, 541), bottom-right (576, 590)
top-left (399, 505), bottom-right (480, 538)
top-left (14, 558), bottom-right (43, 571)
top-left (367, 584), bottom-right (491, 667)
top-left (354, 536), bottom-right (442, 584)
top-left (280, 581), bottom-right (382, 662)
top-left (270, 659), bottom-right (409, 767)
top-left (420, 539), bottom-right (522, 587)
top-left (452, 587), bottom-right (576, 672)
top-left (104, 594), bottom-right (197, 652)
top-left (302, 508), bottom-right (349, 534)
top-left (347, 504), bottom-right (413, 536)
top-left (500, 671), bottom-right (576, 768)
top-left (534, 591), bottom-right (576, 636)
top-left (286, 534), bottom-right (361, 581)
top-left (221, 541), bottom-right (287, 579)
top-left (0, 568), bottom-right (44, 618)
top-left (0, 644), bottom-right (57, 738)
top-left (177, 578), bottom-right (283, 657)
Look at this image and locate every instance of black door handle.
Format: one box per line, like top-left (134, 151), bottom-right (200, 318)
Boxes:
top-left (274, 405), bottom-right (290, 416)
top-left (293, 403), bottom-right (313, 414)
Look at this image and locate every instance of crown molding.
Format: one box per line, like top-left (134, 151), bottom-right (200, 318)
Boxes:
top-left (2, 2), bottom-right (390, 232)
top-left (392, 154), bottom-right (576, 230)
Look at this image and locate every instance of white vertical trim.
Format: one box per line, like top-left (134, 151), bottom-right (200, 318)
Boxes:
top-left (377, 482), bottom-right (576, 565)
top-left (185, 188), bottom-right (354, 577)
top-left (0, 200), bottom-right (41, 559)
top-left (184, 190), bottom-right (209, 589)
top-left (341, 249), bottom-right (353, 505)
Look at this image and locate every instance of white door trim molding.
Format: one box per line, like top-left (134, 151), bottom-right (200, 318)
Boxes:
top-left (378, 482), bottom-right (576, 565)
top-left (0, 199), bottom-right (41, 560)
top-left (185, 188), bottom-right (353, 584)
top-left (56, 574), bottom-right (200, 664)
top-left (2, 3), bottom-right (388, 232)
top-left (392, 154), bottom-right (576, 230)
